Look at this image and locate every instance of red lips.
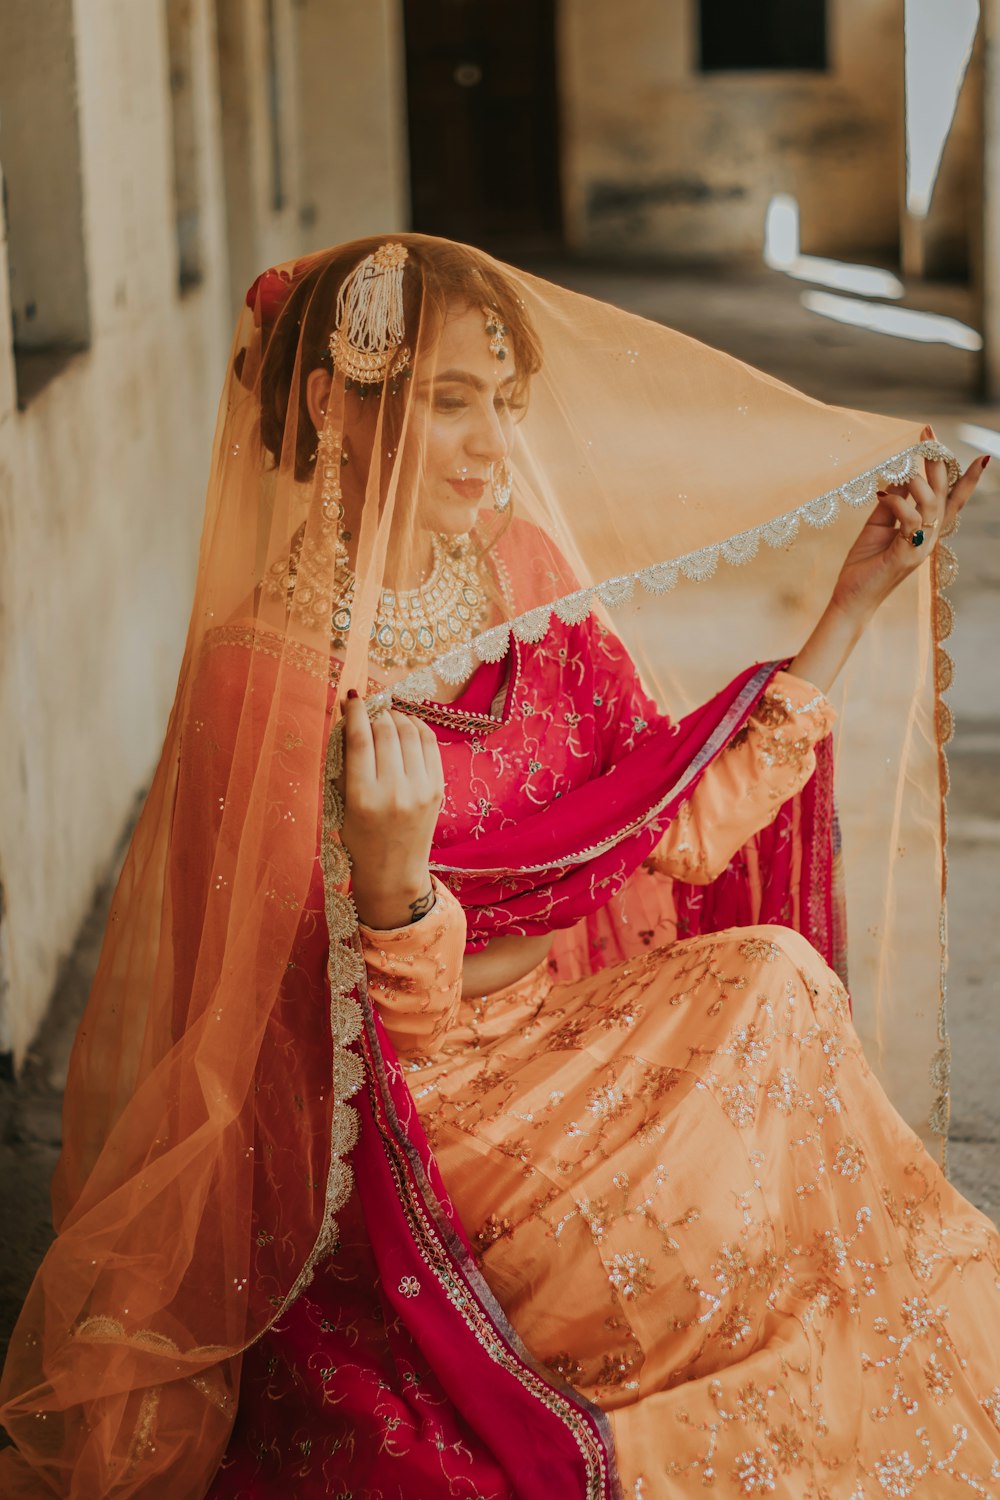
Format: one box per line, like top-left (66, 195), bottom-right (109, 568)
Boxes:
top-left (448, 478), bottom-right (487, 500)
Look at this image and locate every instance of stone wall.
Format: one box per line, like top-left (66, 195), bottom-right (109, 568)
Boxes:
top-left (558, 0), bottom-right (907, 264)
top-left (297, 0), bottom-right (409, 269)
top-left (0, 0), bottom-right (406, 1068)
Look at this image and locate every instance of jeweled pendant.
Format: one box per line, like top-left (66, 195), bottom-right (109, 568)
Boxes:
top-left (335, 529), bottom-right (491, 672)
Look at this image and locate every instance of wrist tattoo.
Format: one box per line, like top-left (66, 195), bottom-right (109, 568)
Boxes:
top-left (408, 887), bottom-right (436, 924)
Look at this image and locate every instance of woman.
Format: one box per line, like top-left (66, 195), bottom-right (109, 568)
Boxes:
top-left (1, 235), bottom-right (997, 1497)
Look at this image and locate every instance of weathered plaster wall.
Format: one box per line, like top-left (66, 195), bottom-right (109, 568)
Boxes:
top-left (216, 0), bottom-right (408, 323)
top-left (0, 0), bottom-right (230, 1066)
top-left (215, 0), bottom-right (307, 320)
top-left (0, 0), bottom-right (409, 1069)
top-left (296, 0), bottom-right (409, 260)
top-left (559, 0), bottom-right (906, 264)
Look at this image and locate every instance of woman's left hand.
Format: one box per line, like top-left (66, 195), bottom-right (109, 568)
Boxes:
top-left (790, 433), bottom-right (987, 693)
top-left (830, 433), bottom-right (986, 623)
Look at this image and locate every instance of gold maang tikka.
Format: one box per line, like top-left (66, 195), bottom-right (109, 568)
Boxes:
top-left (483, 305), bottom-right (509, 362)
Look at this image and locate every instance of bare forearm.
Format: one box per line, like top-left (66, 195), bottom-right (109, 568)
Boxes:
top-left (352, 868), bottom-right (434, 930)
top-left (788, 599), bottom-right (873, 695)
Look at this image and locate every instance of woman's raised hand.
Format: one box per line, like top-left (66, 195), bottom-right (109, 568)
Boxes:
top-left (340, 692), bottom-right (445, 930)
top-left (791, 433), bottom-right (986, 693)
top-left (830, 435), bottom-right (986, 621)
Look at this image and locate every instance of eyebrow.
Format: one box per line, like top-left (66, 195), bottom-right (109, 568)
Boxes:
top-left (423, 368), bottom-right (518, 391)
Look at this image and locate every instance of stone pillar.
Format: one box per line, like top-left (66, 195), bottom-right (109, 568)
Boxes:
top-left (295, 0), bottom-right (409, 254)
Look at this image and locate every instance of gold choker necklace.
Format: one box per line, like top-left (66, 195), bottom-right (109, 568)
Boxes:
top-left (331, 532), bottom-right (489, 672)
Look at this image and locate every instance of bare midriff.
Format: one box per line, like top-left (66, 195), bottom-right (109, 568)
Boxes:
top-left (460, 930), bottom-right (554, 999)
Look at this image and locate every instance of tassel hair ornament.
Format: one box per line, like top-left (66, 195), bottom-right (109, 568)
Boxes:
top-left (329, 241), bottom-right (412, 387)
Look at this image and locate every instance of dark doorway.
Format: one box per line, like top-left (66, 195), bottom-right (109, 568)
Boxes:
top-left (403, 0), bottom-right (563, 255)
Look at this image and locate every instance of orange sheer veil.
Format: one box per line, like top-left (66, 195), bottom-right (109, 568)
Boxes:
top-left (0, 234), bottom-right (959, 1496)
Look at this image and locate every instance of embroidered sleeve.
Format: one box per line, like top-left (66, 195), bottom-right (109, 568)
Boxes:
top-left (647, 670), bottom-right (836, 885)
top-left (590, 620), bottom-right (668, 770)
top-left (357, 876), bottom-right (466, 1057)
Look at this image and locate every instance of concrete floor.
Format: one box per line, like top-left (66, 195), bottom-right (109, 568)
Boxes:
top-left (1, 261), bottom-right (997, 1372)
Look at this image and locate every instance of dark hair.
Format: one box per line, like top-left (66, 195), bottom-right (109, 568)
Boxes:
top-left (254, 235), bottom-right (543, 482)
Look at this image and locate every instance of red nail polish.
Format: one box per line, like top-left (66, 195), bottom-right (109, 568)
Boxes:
top-left (876, 490), bottom-right (888, 497)
top-left (982, 455), bottom-right (991, 469)
top-left (346, 688), bottom-right (358, 700)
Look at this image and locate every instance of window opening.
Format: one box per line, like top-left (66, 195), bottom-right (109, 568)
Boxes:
top-left (0, 0), bottom-right (91, 407)
top-left (165, 0), bottom-right (204, 291)
top-left (265, 0), bottom-right (285, 212)
top-left (699, 0), bottom-right (827, 72)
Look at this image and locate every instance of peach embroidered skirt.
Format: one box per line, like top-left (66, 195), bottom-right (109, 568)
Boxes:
top-left (404, 927), bottom-right (1000, 1496)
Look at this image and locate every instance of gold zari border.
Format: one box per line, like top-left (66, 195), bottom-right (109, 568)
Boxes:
top-left (929, 531), bottom-right (959, 1161)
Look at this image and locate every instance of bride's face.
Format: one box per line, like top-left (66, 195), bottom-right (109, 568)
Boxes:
top-left (412, 304), bottom-right (520, 535)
